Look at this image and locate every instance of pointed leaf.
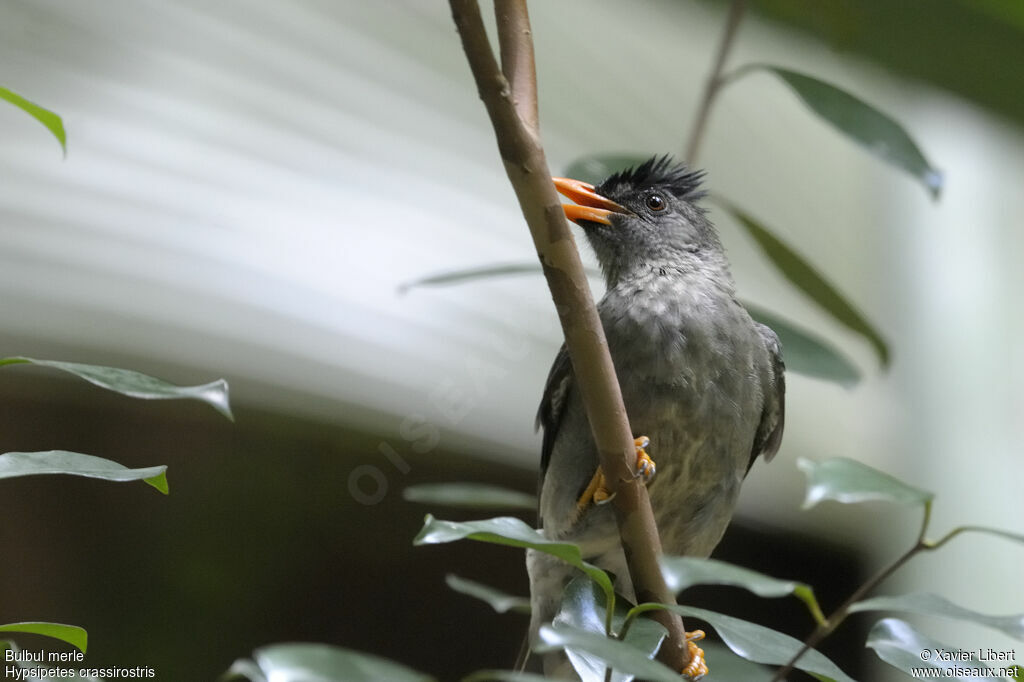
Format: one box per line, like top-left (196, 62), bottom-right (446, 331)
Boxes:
top-left (0, 357), bottom-right (233, 420)
top-left (745, 303), bottom-right (860, 387)
top-left (866, 618), bottom-right (993, 680)
top-left (0, 451), bottom-right (169, 494)
top-left (0, 623), bottom-right (87, 652)
top-left (221, 657), bottom-right (268, 682)
top-left (404, 483), bottom-right (536, 511)
top-left (798, 457), bottom-right (932, 508)
top-left (246, 643), bottom-right (435, 682)
top-left (414, 515), bottom-right (614, 598)
top-left (655, 604), bottom-right (855, 682)
top-left (660, 556), bottom-right (826, 624)
top-left (537, 624), bottom-right (678, 682)
top-left (445, 574), bottom-right (530, 614)
top-left (716, 202), bottom-right (889, 367)
top-left (397, 260), bottom-right (860, 387)
top-left (462, 672), bottom-right (552, 682)
top-left (748, 65), bottom-right (942, 198)
top-left (661, 556), bottom-right (802, 598)
top-left (0, 86), bottom-right (66, 155)
top-left (851, 592), bottom-right (1024, 640)
top-left (399, 264), bottom-right (603, 295)
top-left (398, 264), bottom-right (551, 293)
top-left (553, 577), bottom-right (666, 682)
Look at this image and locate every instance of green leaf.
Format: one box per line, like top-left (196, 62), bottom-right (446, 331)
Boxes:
top-left (462, 672), bottom-right (552, 682)
top-left (403, 483), bottom-right (536, 511)
top-left (867, 618), bottom-right (982, 680)
top-left (663, 605), bottom-right (856, 682)
top-left (537, 624), bottom-right (679, 682)
top-left (660, 556), bottom-right (826, 625)
top-left (563, 155), bottom-right (649, 186)
top-left (798, 457), bottom-right (933, 509)
top-left (0, 622), bottom-right (87, 652)
top-left (553, 577), bottom-right (666, 682)
top-left (397, 260), bottom-right (860, 387)
top-left (445, 574), bottom-right (530, 614)
top-left (234, 643), bottom-right (435, 682)
top-left (414, 515), bottom-right (614, 599)
top-left (0, 357), bottom-right (233, 421)
top-left (716, 201), bottom-right (889, 367)
top-left (398, 264), bottom-right (553, 294)
top-left (696, 640), bottom-right (776, 680)
top-left (399, 264), bottom-right (604, 295)
top-left (745, 65), bottom-right (942, 199)
top-left (851, 592), bottom-right (1024, 640)
top-left (0, 451), bottom-right (169, 494)
top-left (661, 556), bottom-right (800, 597)
top-left (222, 657), bottom-right (267, 682)
top-left (745, 303), bottom-right (860, 387)
top-left (0, 86), bottom-right (66, 155)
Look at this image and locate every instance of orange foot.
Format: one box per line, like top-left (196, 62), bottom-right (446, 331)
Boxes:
top-left (681, 629), bottom-right (708, 680)
top-left (576, 436), bottom-right (657, 511)
top-left (633, 435), bottom-right (655, 483)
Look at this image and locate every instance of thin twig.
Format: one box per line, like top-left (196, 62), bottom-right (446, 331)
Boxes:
top-left (769, 542), bottom-right (924, 681)
top-left (448, 0), bottom-right (690, 673)
top-left (684, 0), bottom-right (748, 164)
top-left (768, 503), bottom-right (932, 681)
top-left (495, 0), bottom-right (539, 135)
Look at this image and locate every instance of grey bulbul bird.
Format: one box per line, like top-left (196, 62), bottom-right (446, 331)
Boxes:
top-left (525, 156), bottom-right (785, 679)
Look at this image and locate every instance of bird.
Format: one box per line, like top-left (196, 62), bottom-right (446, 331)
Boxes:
top-left (525, 156), bottom-right (785, 679)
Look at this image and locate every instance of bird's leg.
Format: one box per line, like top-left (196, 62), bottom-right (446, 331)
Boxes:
top-left (576, 436), bottom-right (656, 511)
top-left (681, 629), bottom-right (708, 680)
top-left (632, 435), bottom-right (655, 483)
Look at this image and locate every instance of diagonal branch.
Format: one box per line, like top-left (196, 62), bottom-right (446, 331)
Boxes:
top-left (449, 0), bottom-right (691, 673)
top-left (684, 0), bottom-right (748, 164)
top-left (495, 0), bottom-right (539, 135)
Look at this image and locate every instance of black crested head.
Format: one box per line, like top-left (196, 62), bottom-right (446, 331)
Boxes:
top-left (572, 155), bottom-right (730, 289)
top-left (596, 155), bottom-right (706, 204)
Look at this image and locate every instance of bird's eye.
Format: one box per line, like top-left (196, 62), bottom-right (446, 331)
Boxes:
top-left (645, 194), bottom-right (667, 211)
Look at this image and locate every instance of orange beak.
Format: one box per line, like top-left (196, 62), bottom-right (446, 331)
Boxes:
top-left (552, 177), bottom-right (630, 226)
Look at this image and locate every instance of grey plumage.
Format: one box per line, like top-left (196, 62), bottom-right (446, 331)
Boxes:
top-left (527, 157), bottom-right (785, 676)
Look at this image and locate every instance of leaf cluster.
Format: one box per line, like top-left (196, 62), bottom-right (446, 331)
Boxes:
top-left (226, 460), bottom-right (1024, 681)
top-left (0, 357), bottom-right (233, 678)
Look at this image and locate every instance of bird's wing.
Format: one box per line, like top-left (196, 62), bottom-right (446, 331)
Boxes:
top-left (749, 322), bottom-right (786, 471)
top-left (536, 343), bottom-right (573, 485)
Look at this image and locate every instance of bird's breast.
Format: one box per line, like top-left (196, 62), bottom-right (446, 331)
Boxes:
top-left (596, 277), bottom-right (767, 478)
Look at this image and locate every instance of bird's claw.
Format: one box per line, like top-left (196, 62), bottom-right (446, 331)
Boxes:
top-left (681, 630), bottom-right (708, 680)
top-left (634, 435), bottom-right (655, 483)
top-left (593, 481), bottom-right (615, 505)
top-left (577, 468), bottom-right (615, 512)
top-left (575, 436), bottom-right (656, 512)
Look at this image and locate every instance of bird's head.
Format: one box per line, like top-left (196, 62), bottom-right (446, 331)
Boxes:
top-left (554, 156), bottom-right (726, 287)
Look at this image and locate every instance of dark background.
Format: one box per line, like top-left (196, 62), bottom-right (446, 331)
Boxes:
top-left (0, 370), bottom-right (869, 680)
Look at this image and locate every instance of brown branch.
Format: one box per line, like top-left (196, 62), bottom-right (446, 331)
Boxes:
top-left (495, 0), bottom-right (539, 135)
top-left (769, 502), bottom-right (933, 681)
top-left (684, 0), bottom-right (747, 164)
top-left (448, 0), bottom-right (690, 673)
top-left (769, 542), bottom-right (923, 681)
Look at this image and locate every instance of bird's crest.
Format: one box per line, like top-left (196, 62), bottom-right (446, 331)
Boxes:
top-left (596, 155), bottom-right (706, 202)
